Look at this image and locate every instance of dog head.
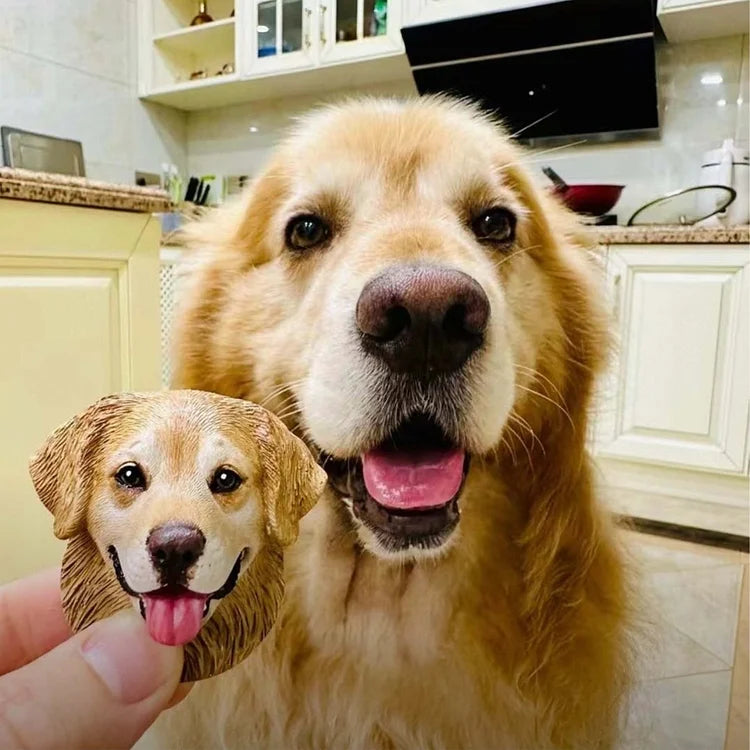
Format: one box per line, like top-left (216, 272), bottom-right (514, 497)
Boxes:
top-left (30, 390), bottom-right (326, 679)
top-left (174, 97), bottom-right (607, 562)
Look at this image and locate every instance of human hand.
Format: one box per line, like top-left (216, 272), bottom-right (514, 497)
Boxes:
top-left (0, 568), bottom-right (187, 749)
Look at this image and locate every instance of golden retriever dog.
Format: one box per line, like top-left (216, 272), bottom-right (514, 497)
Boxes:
top-left (30, 390), bottom-right (326, 681)
top-left (156, 97), bottom-right (634, 749)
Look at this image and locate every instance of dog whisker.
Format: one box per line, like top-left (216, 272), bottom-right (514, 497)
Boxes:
top-left (508, 110), bottom-right (559, 139)
top-left (497, 139), bottom-right (588, 172)
top-left (492, 244), bottom-right (542, 269)
top-left (504, 420), bottom-right (534, 469)
top-left (259, 378), bottom-right (307, 408)
top-left (514, 364), bottom-right (567, 407)
top-left (516, 384), bottom-right (575, 429)
top-left (508, 412), bottom-right (546, 458)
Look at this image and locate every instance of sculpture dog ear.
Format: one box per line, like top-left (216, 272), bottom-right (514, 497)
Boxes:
top-left (29, 393), bottom-right (144, 540)
top-left (255, 410), bottom-right (327, 547)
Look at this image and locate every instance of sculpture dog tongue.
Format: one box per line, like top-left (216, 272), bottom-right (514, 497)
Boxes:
top-left (142, 589), bottom-right (208, 646)
top-left (29, 390), bottom-right (327, 681)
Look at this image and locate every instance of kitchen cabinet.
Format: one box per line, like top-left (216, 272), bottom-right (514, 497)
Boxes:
top-left (246, 0), bottom-right (317, 75)
top-left (657, 0), bottom-right (749, 42)
top-left (593, 243), bottom-right (749, 508)
top-left (319, 0), bottom-right (403, 65)
top-left (0, 197), bottom-right (162, 584)
top-left (403, 0), bottom-right (551, 25)
top-left (139, 0), bottom-right (407, 110)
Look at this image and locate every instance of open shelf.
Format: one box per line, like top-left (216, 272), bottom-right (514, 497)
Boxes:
top-left (153, 17), bottom-right (235, 57)
top-left (142, 53), bottom-right (411, 109)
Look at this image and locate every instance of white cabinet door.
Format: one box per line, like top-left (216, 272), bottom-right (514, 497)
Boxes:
top-left (404, 0), bottom-right (553, 25)
top-left (0, 202), bottom-right (162, 583)
top-left (246, 0), bottom-right (319, 75)
top-left (319, 0), bottom-right (403, 64)
top-left (595, 245), bottom-right (749, 476)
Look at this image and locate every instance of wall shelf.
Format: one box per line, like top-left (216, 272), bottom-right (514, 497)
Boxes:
top-left (153, 17), bottom-right (235, 57)
top-left (142, 53), bottom-right (410, 110)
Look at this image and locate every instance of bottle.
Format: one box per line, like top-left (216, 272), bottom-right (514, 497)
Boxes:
top-left (370, 0), bottom-right (387, 36)
top-left (190, 2), bottom-right (213, 25)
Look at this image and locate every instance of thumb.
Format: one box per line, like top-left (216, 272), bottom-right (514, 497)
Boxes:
top-left (0, 611), bottom-right (183, 750)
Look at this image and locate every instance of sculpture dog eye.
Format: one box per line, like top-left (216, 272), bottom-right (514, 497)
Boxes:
top-left (115, 462), bottom-right (147, 490)
top-left (210, 466), bottom-right (243, 494)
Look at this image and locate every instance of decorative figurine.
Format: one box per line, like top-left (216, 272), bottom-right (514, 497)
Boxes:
top-left (29, 390), bottom-right (326, 682)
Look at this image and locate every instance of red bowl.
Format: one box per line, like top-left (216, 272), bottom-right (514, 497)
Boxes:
top-left (553, 184), bottom-right (624, 216)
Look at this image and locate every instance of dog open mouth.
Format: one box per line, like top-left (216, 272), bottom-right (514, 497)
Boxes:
top-left (107, 546), bottom-right (246, 646)
top-left (322, 413), bottom-right (469, 552)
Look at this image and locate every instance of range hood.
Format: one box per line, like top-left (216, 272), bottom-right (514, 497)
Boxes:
top-left (401, 0), bottom-right (659, 143)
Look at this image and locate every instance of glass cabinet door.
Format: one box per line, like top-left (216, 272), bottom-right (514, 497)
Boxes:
top-left (322, 0), bottom-right (401, 62)
top-left (333, 0), bottom-right (388, 44)
top-left (254, 0), bottom-right (313, 70)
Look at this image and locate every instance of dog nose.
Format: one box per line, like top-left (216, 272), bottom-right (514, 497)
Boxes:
top-left (147, 523), bottom-right (206, 584)
top-left (356, 265), bottom-right (490, 375)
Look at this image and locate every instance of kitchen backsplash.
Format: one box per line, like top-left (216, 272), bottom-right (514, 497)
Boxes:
top-left (535, 34), bottom-right (749, 223)
top-left (186, 33), bottom-right (748, 224)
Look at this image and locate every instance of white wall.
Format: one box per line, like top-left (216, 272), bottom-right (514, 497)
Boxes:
top-left (0, 0), bottom-right (187, 184)
top-left (185, 34), bottom-right (749, 224)
top-left (186, 78), bottom-right (417, 179)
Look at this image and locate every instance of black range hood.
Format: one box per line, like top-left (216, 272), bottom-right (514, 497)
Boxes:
top-left (401, 0), bottom-right (660, 143)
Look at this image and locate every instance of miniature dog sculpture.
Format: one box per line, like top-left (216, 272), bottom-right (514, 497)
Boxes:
top-left (30, 390), bottom-right (326, 681)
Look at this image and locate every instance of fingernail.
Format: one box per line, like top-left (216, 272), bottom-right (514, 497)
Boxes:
top-left (81, 612), bottom-right (183, 704)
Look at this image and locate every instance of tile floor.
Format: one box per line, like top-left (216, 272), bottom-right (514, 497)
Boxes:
top-left (619, 532), bottom-right (748, 750)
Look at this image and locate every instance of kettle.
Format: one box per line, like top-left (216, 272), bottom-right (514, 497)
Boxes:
top-left (697, 139), bottom-right (749, 226)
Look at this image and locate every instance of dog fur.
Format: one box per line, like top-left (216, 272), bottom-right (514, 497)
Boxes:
top-left (154, 97), bottom-right (635, 749)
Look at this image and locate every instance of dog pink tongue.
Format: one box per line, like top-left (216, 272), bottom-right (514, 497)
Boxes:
top-left (142, 591), bottom-right (207, 646)
top-left (362, 448), bottom-right (465, 510)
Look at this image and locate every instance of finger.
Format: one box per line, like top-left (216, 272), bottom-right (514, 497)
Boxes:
top-left (0, 568), bottom-right (70, 674)
top-left (0, 611), bottom-right (183, 750)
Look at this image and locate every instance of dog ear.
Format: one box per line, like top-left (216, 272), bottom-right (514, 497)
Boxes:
top-left (257, 412), bottom-right (327, 547)
top-left (29, 394), bottom-right (142, 540)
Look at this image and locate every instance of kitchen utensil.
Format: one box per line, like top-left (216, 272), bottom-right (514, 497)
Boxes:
top-left (191, 1), bottom-right (213, 25)
top-left (542, 166), bottom-right (624, 216)
top-left (697, 139), bottom-right (749, 226)
top-left (541, 166), bottom-right (568, 192)
top-left (198, 183), bottom-right (210, 205)
top-left (1, 126), bottom-right (85, 176)
top-left (185, 176), bottom-right (199, 202)
top-left (627, 185), bottom-right (736, 226)
top-left (559, 184), bottom-right (624, 216)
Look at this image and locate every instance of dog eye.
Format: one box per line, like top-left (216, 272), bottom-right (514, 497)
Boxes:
top-left (472, 208), bottom-right (516, 243)
top-left (209, 467), bottom-right (243, 494)
top-left (114, 463), bottom-right (147, 490)
top-left (285, 214), bottom-right (329, 251)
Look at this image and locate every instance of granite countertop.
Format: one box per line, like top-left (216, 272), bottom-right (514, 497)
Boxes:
top-left (0, 167), bottom-right (171, 213)
top-left (596, 224), bottom-right (749, 244)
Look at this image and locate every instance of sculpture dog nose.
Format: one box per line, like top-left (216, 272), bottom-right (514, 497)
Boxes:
top-left (356, 265), bottom-right (490, 375)
top-left (147, 522), bottom-right (206, 585)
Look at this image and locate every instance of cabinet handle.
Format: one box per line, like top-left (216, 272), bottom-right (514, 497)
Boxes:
top-left (320, 4), bottom-right (327, 46)
top-left (304, 7), bottom-right (312, 50)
